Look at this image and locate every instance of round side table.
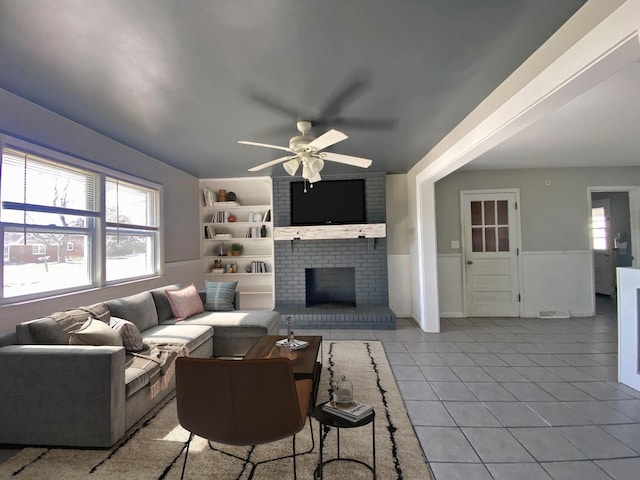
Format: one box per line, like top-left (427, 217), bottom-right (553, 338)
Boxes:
top-left (312, 402), bottom-right (376, 479)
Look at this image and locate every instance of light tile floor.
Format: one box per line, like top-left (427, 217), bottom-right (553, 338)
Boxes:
top-left (3, 296), bottom-right (639, 480)
top-left (293, 295), bottom-right (640, 480)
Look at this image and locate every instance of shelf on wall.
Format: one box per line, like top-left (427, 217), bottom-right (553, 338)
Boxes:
top-left (204, 272), bottom-right (272, 277)
top-left (274, 223), bottom-right (386, 240)
top-left (203, 254), bottom-right (272, 259)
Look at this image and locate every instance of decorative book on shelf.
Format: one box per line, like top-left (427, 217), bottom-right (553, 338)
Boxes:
top-left (203, 188), bottom-right (217, 207)
top-left (248, 261), bottom-right (267, 273)
top-left (322, 401), bottom-right (373, 422)
top-left (214, 201), bottom-right (239, 207)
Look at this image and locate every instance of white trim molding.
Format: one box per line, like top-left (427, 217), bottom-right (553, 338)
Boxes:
top-left (617, 267), bottom-right (640, 392)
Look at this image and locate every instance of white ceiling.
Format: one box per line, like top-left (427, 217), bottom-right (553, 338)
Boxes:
top-left (464, 60), bottom-right (640, 171)
top-left (0, 0), bottom-right (588, 178)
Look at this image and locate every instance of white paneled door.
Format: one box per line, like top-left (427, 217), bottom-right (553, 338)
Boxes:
top-left (462, 190), bottom-right (521, 317)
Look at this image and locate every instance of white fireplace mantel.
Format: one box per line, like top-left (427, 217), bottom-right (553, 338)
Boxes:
top-left (617, 267), bottom-right (640, 393)
top-left (274, 223), bottom-right (386, 241)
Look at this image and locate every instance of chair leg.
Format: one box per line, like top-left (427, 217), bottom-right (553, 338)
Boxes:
top-left (293, 434), bottom-right (297, 480)
top-left (181, 432), bottom-right (194, 480)
top-left (308, 416), bottom-right (315, 453)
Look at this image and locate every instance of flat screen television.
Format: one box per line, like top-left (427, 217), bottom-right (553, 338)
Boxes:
top-left (290, 179), bottom-right (366, 226)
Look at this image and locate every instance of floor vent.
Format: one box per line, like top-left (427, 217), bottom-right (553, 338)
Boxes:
top-left (537, 310), bottom-right (570, 319)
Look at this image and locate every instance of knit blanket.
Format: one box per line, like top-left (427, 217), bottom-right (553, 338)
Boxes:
top-left (129, 342), bottom-right (189, 398)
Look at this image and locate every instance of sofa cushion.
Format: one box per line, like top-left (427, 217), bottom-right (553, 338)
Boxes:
top-left (69, 318), bottom-right (123, 347)
top-left (110, 317), bottom-right (144, 352)
top-left (165, 284), bottom-right (204, 321)
top-left (124, 366), bottom-right (151, 399)
top-left (16, 317), bottom-right (69, 345)
top-left (204, 280), bottom-right (238, 311)
top-left (149, 284), bottom-right (182, 322)
top-left (141, 324), bottom-right (213, 353)
top-left (162, 310), bottom-right (279, 356)
top-left (104, 291), bottom-right (159, 332)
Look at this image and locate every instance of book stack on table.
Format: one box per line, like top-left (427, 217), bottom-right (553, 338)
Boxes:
top-left (275, 338), bottom-right (309, 350)
top-left (322, 401), bottom-right (373, 422)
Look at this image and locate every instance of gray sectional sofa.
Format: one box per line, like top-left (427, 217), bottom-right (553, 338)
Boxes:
top-left (0, 284), bottom-right (280, 448)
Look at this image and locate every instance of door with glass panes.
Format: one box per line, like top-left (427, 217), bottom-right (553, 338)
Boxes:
top-left (462, 190), bottom-right (521, 317)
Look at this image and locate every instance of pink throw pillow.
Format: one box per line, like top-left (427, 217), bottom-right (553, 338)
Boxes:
top-left (165, 284), bottom-right (204, 321)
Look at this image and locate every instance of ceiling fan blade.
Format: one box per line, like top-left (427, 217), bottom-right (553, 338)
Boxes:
top-left (238, 140), bottom-right (292, 153)
top-left (320, 75), bottom-right (369, 118)
top-left (248, 155), bottom-right (297, 172)
top-left (307, 129), bottom-right (348, 151)
top-left (330, 117), bottom-right (397, 130)
top-left (319, 152), bottom-right (372, 169)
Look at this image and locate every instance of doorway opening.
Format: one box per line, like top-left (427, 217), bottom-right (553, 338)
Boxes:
top-left (590, 189), bottom-right (637, 316)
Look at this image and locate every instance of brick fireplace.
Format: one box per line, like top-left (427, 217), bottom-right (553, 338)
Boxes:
top-left (272, 173), bottom-right (395, 329)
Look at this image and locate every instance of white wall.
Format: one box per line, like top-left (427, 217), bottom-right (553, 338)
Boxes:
top-left (386, 174), bottom-right (412, 317)
top-left (617, 267), bottom-right (640, 392)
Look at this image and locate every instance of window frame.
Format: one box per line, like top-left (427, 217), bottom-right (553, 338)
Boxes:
top-left (0, 137), bottom-right (163, 304)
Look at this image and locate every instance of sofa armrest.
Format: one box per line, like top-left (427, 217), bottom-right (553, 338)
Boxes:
top-left (0, 345), bottom-right (126, 447)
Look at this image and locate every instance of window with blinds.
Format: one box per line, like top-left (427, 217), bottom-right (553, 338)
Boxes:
top-left (0, 146), bottom-right (161, 301)
top-left (105, 178), bottom-right (159, 281)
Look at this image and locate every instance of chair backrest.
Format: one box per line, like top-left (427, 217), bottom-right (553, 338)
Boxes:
top-left (176, 357), bottom-right (308, 446)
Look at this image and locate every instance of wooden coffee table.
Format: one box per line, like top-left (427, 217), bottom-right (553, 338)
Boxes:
top-left (244, 335), bottom-right (323, 410)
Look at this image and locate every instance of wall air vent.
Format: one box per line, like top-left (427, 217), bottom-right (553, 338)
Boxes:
top-left (537, 310), bottom-right (570, 319)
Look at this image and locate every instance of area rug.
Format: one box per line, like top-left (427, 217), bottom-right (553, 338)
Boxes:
top-left (0, 341), bottom-right (431, 479)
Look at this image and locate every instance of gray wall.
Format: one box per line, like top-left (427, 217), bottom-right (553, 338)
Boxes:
top-left (0, 88), bottom-right (201, 330)
top-left (435, 166), bottom-right (640, 254)
top-left (0, 88), bottom-right (199, 263)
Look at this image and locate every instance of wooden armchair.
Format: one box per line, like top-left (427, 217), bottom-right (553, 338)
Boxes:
top-left (175, 357), bottom-right (313, 479)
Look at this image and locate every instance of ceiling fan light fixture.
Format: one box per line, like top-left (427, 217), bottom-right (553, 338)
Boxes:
top-left (301, 161), bottom-right (311, 180)
top-left (283, 158), bottom-right (300, 176)
top-left (308, 157), bottom-right (324, 174)
top-left (241, 120), bottom-right (374, 178)
top-left (308, 171), bottom-right (322, 183)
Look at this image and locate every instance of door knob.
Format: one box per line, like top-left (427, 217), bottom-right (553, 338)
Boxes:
top-left (466, 260), bottom-right (473, 265)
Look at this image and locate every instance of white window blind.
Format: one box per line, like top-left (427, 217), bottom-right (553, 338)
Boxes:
top-left (1, 145), bottom-right (162, 301)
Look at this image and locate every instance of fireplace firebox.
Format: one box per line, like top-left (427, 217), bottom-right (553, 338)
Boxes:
top-left (305, 267), bottom-right (356, 307)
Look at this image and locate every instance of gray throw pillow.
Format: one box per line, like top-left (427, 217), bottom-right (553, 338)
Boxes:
top-left (69, 318), bottom-right (123, 347)
top-left (150, 284), bottom-right (182, 322)
top-left (204, 280), bottom-right (237, 311)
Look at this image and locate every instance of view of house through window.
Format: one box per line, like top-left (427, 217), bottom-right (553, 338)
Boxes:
top-left (0, 146), bottom-right (161, 301)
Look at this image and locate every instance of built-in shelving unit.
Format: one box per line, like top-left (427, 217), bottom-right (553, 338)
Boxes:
top-left (199, 177), bottom-right (274, 310)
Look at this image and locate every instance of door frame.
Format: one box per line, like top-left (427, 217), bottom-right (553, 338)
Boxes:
top-left (460, 188), bottom-right (524, 317)
top-left (588, 186), bottom-right (640, 305)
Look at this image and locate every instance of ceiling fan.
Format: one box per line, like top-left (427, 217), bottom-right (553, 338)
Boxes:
top-left (239, 121), bottom-right (372, 184)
